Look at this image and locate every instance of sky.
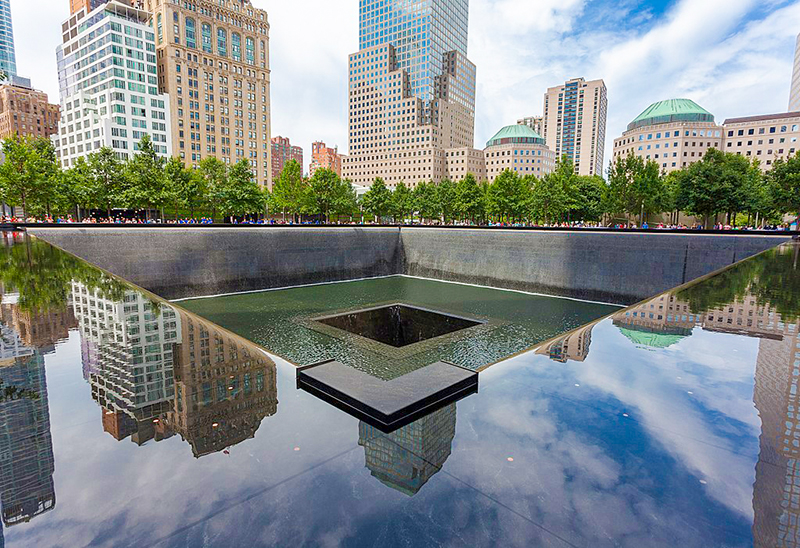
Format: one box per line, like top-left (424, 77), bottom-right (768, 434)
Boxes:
top-left (11, 0), bottom-right (800, 174)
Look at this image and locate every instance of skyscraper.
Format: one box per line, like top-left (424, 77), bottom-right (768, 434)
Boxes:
top-left (343, 0), bottom-right (477, 188)
top-left (54, 1), bottom-right (172, 168)
top-left (543, 77), bottom-right (607, 177)
top-left (0, 0), bottom-right (16, 78)
top-left (790, 33), bottom-right (800, 112)
top-left (270, 136), bottom-right (303, 181)
top-left (144, 0), bottom-right (272, 187)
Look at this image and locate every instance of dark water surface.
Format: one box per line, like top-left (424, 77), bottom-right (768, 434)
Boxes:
top-left (0, 232), bottom-right (794, 547)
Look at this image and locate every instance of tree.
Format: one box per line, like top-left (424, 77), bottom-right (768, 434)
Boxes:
top-left (453, 173), bottom-right (484, 223)
top-left (306, 168), bottom-right (354, 222)
top-left (271, 159), bottom-right (306, 222)
top-left (165, 157), bottom-right (206, 219)
top-left (391, 181), bottom-right (413, 223)
top-left (124, 135), bottom-right (167, 219)
top-left (413, 181), bottom-right (440, 223)
top-left (0, 136), bottom-right (56, 217)
top-left (487, 170), bottom-right (528, 222)
top-left (571, 176), bottom-right (607, 223)
top-left (87, 147), bottom-right (126, 218)
top-left (769, 151), bottom-right (800, 220)
top-left (199, 157), bottom-right (229, 221)
top-left (529, 155), bottom-right (576, 224)
top-left (361, 177), bottom-right (393, 222)
top-left (605, 153), bottom-right (664, 226)
top-left (216, 160), bottom-right (264, 220)
top-left (437, 178), bottom-right (457, 223)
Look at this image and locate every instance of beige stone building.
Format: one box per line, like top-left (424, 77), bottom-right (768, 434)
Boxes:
top-left (444, 147), bottom-right (486, 182)
top-left (612, 98), bottom-right (723, 174)
top-left (723, 112), bottom-right (800, 171)
top-left (484, 125), bottom-right (555, 182)
top-left (542, 77), bottom-right (607, 177)
top-left (791, 33), bottom-right (800, 112)
top-left (143, 0), bottom-right (272, 187)
top-left (0, 83), bottom-right (60, 140)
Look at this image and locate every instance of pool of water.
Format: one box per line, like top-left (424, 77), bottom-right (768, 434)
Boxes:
top-left (178, 276), bottom-right (617, 379)
top-left (0, 231), bottom-right (795, 547)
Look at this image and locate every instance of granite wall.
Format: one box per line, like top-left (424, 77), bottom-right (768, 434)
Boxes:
top-left (401, 228), bottom-right (790, 304)
top-left (28, 227), bottom-right (790, 304)
top-left (29, 227), bottom-right (404, 300)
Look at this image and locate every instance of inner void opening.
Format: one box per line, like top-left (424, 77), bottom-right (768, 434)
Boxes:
top-left (317, 304), bottom-right (482, 348)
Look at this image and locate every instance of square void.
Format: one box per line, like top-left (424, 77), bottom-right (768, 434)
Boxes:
top-left (316, 304), bottom-right (481, 348)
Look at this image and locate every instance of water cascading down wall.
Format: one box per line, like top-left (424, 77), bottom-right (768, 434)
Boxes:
top-left (26, 227), bottom-right (792, 305)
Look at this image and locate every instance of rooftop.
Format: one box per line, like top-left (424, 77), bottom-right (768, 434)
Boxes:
top-left (723, 111), bottom-right (800, 125)
top-left (628, 98), bottom-right (715, 131)
top-left (486, 124), bottom-right (545, 148)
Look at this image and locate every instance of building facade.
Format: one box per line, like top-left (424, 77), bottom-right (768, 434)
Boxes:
top-left (309, 141), bottom-right (342, 177)
top-left (723, 112), bottom-right (800, 171)
top-left (791, 33), bottom-right (800, 112)
top-left (70, 0), bottom-right (124, 16)
top-left (517, 115), bottom-right (543, 136)
top-left (444, 147), bottom-right (485, 182)
top-left (144, 0), bottom-right (272, 187)
top-left (0, 84), bottom-right (60, 140)
top-left (343, 0), bottom-right (477, 189)
top-left (0, 0), bottom-right (16, 78)
top-left (54, 1), bottom-right (172, 168)
top-left (483, 124), bottom-right (555, 182)
top-left (542, 77), bottom-right (607, 177)
top-left (270, 136), bottom-right (302, 181)
top-left (612, 98), bottom-right (723, 174)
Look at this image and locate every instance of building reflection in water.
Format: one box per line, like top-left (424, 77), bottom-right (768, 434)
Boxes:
top-left (358, 403), bottom-right (457, 496)
top-left (70, 282), bottom-right (278, 456)
top-left (0, 286), bottom-right (75, 530)
top-left (539, 244), bottom-right (800, 547)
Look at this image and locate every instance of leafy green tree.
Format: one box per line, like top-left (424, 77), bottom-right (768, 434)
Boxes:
top-left (437, 178), bottom-right (457, 223)
top-left (60, 156), bottom-right (94, 220)
top-left (571, 176), bottom-right (607, 223)
top-left (413, 181), bottom-right (440, 223)
top-left (87, 147), bottom-right (127, 218)
top-left (124, 135), bottom-right (168, 219)
top-left (216, 160), bottom-right (264, 219)
top-left (769, 152), bottom-right (800, 220)
top-left (530, 156), bottom-right (576, 224)
top-left (306, 168), bottom-right (354, 222)
top-left (605, 153), bottom-right (664, 225)
top-left (454, 173), bottom-right (484, 223)
top-left (487, 170), bottom-right (528, 222)
top-left (165, 157), bottom-right (206, 219)
top-left (361, 177), bottom-right (393, 222)
top-left (0, 135), bottom-right (58, 217)
top-left (199, 157), bottom-right (229, 222)
top-left (271, 159), bottom-right (306, 222)
top-left (391, 181), bottom-right (413, 223)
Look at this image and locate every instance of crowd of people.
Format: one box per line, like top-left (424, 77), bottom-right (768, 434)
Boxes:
top-left (1, 214), bottom-right (793, 231)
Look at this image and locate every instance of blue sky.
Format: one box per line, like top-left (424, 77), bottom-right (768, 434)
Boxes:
top-left (12, 0), bottom-right (800, 175)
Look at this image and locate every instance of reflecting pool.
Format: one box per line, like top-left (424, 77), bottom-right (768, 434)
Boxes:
top-left (0, 231), bottom-right (796, 547)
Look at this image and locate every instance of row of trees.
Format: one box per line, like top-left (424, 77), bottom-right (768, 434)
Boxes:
top-left (2, 133), bottom-right (800, 226)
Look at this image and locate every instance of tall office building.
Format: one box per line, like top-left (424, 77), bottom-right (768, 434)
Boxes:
top-left (144, 0), bottom-right (272, 187)
top-left (791, 34), bottom-right (800, 112)
top-left (54, 1), bottom-right (172, 168)
top-left (0, 83), bottom-right (60, 140)
top-left (0, 0), bottom-right (17, 78)
top-left (270, 136), bottom-right (302, 181)
top-left (542, 77), bottom-right (607, 177)
top-left (343, 0), bottom-right (477, 188)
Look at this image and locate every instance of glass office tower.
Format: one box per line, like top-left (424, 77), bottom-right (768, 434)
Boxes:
top-left (0, 0), bottom-right (17, 77)
top-left (358, 0), bottom-right (468, 104)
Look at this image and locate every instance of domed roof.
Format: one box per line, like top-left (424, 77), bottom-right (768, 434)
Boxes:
top-left (486, 124), bottom-right (545, 148)
top-left (617, 327), bottom-right (687, 350)
top-left (628, 99), bottom-right (715, 131)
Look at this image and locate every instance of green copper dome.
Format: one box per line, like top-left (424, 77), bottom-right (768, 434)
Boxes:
top-left (486, 124), bottom-right (545, 148)
top-left (617, 327), bottom-right (687, 349)
top-left (627, 99), bottom-right (715, 131)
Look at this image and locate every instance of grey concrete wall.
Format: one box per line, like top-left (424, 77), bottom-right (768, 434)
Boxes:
top-left (400, 228), bottom-right (791, 304)
top-left (29, 227), bottom-right (790, 305)
top-left (29, 227), bottom-right (404, 300)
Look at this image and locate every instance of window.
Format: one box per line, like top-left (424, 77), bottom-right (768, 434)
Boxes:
top-left (246, 37), bottom-right (255, 65)
top-left (201, 23), bottom-right (212, 53)
top-left (185, 17), bottom-right (196, 49)
top-left (217, 28), bottom-right (227, 57)
top-left (232, 33), bottom-right (241, 62)
top-left (156, 14), bottom-right (162, 44)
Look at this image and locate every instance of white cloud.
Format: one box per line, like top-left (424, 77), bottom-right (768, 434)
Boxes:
top-left (10, 0), bottom-right (800, 176)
